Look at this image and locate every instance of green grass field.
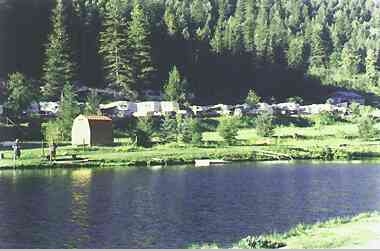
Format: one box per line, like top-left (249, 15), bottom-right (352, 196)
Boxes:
top-left (1, 120), bottom-right (380, 169)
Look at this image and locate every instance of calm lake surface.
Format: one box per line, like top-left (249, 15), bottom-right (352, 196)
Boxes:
top-left (0, 161), bottom-right (380, 248)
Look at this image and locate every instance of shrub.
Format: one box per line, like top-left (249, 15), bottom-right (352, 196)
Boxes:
top-left (286, 96), bottom-right (303, 104)
top-left (358, 115), bottom-right (377, 139)
top-left (274, 115), bottom-right (312, 127)
top-left (178, 117), bottom-right (203, 145)
top-left (217, 116), bottom-right (239, 145)
top-left (312, 111), bottom-right (337, 126)
top-left (239, 115), bottom-right (256, 128)
top-left (135, 116), bottom-right (155, 147)
top-left (42, 120), bottom-right (62, 144)
top-left (238, 236), bottom-right (286, 249)
top-left (160, 115), bottom-right (178, 143)
top-left (256, 112), bottom-right (275, 137)
top-left (245, 89), bottom-right (261, 107)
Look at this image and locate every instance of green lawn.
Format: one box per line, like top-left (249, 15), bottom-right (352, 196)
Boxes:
top-left (1, 121), bottom-right (380, 169)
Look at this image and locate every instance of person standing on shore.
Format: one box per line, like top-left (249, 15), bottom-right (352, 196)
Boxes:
top-left (48, 142), bottom-right (57, 161)
top-left (12, 139), bottom-right (21, 161)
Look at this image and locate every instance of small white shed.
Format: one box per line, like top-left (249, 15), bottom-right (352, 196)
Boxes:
top-left (71, 115), bottom-right (113, 146)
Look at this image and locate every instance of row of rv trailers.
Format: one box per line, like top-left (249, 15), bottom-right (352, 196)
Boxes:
top-left (101, 101), bottom-right (353, 118)
top-left (0, 101), bottom-right (356, 119)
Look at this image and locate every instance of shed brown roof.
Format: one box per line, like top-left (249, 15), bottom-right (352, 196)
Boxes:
top-left (85, 115), bottom-right (112, 121)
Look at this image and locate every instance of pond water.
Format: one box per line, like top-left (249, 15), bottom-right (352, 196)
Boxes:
top-left (0, 161), bottom-right (380, 248)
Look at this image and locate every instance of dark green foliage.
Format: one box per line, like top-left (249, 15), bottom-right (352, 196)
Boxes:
top-left (42, 0), bottom-right (75, 100)
top-left (99, 0), bottom-right (134, 97)
top-left (217, 116), bottom-right (239, 145)
top-left (1, 0), bottom-right (380, 103)
top-left (5, 72), bottom-right (37, 117)
top-left (238, 235), bottom-right (286, 249)
top-left (84, 90), bottom-right (102, 115)
top-left (160, 115), bottom-right (178, 143)
top-left (256, 112), bottom-right (275, 137)
top-left (127, 2), bottom-right (155, 93)
top-left (274, 115), bottom-right (312, 128)
top-left (43, 120), bottom-right (61, 144)
top-left (135, 116), bottom-right (155, 147)
top-left (312, 111), bottom-right (338, 126)
top-left (163, 66), bottom-right (188, 103)
top-left (239, 115), bottom-right (256, 128)
top-left (286, 96), bottom-right (304, 104)
top-left (358, 115), bottom-right (377, 139)
top-left (57, 83), bottom-right (80, 140)
top-left (245, 89), bottom-right (261, 107)
top-left (178, 116), bottom-right (203, 145)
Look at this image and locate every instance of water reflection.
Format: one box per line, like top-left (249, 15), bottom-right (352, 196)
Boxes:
top-left (66, 169), bottom-right (92, 248)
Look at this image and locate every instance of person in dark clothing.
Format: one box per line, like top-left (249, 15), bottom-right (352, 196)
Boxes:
top-left (48, 142), bottom-right (57, 161)
top-left (12, 139), bottom-right (21, 160)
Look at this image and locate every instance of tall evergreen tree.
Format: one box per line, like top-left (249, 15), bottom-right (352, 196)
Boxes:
top-left (99, 0), bottom-right (134, 97)
top-left (254, 0), bottom-right (271, 60)
top-left (163, 65), bottom-right (188, 103)
top-left (365, 48), bottom-right (379, 84)
top-left (242, 0), bottom-right (256, 53)
top-left (57, 83), bottom-right (80, 140)
top-left (127, 2), bottom-right (155, 94)
top-left (42, 0), bottom-right (75, 100)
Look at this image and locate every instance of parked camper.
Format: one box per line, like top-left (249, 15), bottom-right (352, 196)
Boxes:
top-left (273, 102), bottom-right (300, 115)
top-left (135, 101), bottom-right (161, 117)
top-left (39, 102), bottom-right (59, 116)
top-left (160, 101), bottom-right (180, 114)
top-left (100, 101), bottom-right (137, 118)
top-left (328, 91), bottom-right (365, 105)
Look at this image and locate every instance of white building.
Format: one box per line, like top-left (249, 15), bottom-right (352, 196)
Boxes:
top-left (160, 101), bottom-right (180, 114)
top-left (39, 102), bottom-right (59, 116)
top-left (134, 101), bottom-right (161, 117)
top-left (100, 101), bottom-right (137, 118)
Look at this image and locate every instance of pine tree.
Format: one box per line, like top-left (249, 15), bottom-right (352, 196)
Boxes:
top-left (210, 0), bottom-right (228, 54)
top-left (287, 36), bottom-right (307, 70)
top-left (42, 0), bottom-right (75, 100)
top-left (365, 48), bottom-right (379, 85)
top-left (57, 83), bottom-right (80, 140)
top-left (127, 2), bottom-right (155, 93)
top-left (210, 18), bottom-right (225, 54)
top-left (99, 0), bottom-right (134, 98)
top-left (84, 89), bottom-right (102, 115)
top-left (340, 45), bottom-right (361, 76)
top-left (308, 22), bottom-right (328, 67)
top-left (269, 2), bottom-right (288, 63)
top-left (163, 66), bottom-right (188, 103)
top-left (6, 72), bottom-right (37, 117)
top-left (254, 0), bottom-right (271, 60)
top-left (243, 0), bottom-right (256, 53)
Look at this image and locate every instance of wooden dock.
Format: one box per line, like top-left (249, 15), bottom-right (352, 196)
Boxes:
top-left (195, 159), bottom-right (230, 167)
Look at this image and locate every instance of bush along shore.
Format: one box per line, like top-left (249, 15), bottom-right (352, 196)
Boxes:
top-left (188, 211), bottom-right (380, 249)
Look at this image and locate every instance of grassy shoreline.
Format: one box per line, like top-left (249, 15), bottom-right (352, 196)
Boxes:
top-left (189, 211), bottom-right (380, 249)
top-left (2, 122), bottom-right (380, 169)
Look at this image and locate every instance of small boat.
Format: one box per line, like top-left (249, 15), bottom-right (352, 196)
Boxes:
top-left (195, 159), bottom-right (230, 167)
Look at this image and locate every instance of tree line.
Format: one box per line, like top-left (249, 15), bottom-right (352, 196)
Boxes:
top-left (0, 0), bottom-right (379, 105)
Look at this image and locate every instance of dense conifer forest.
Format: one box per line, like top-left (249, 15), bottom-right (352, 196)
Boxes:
top-left (0, 0), bottom-right (379, 104)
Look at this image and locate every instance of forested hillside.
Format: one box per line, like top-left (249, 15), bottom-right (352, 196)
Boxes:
top-left (0, 0), bottom-right (379, 104)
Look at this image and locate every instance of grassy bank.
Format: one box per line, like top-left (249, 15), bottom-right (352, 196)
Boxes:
top-left (189, 211), bottom-right (380, 249)
top-left (1, 121), bottom-right (380, 169)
